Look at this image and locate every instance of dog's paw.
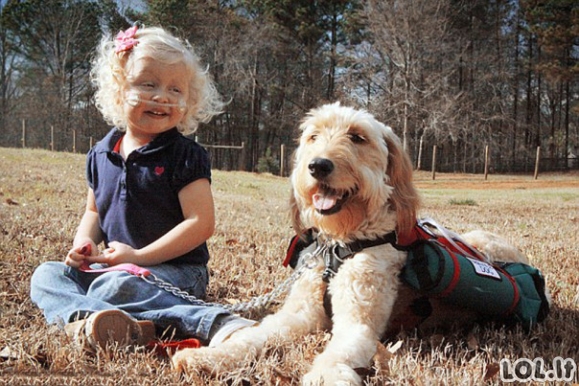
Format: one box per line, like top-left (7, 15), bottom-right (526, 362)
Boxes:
top-left (172, 343), bottom-right (258, 376)
top-left (303, 363), bottom-right (362, 386)
top-left (172, 347), bottom-right (219, 375)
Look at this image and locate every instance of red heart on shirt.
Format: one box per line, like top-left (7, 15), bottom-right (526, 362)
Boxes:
top-left (154, 166), bottom-right (165, 176)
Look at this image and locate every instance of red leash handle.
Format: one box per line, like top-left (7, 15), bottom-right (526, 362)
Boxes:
top-left (77, 243), bottom-right (151, 277)
top-left (147, 338), bottom-right (202, 355)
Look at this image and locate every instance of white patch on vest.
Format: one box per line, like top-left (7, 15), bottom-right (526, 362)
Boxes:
top-left (467, 258), bottom-right (501, 280)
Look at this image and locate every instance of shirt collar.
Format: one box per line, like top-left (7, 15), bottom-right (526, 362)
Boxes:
top-left (94, 127), bottom-right (181, 155)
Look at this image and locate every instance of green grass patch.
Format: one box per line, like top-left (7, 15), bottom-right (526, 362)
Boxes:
top-left (448, 198), bottom-right (478, 206)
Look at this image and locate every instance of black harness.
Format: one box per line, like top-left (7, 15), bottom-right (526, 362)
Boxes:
top-left (284, 229), bottom-right (400, 281)
top-left (320, 231), bottom-right (399, 282)
top-left (319, 232), bottom-right (400, 318)
top-left (284, 229), bottom-right (400, 318)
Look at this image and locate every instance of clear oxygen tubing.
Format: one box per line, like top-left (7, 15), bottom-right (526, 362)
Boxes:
top-left (126, 91), bottom-right (186, 112)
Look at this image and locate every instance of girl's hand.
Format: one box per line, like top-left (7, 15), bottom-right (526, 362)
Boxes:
top-left (65, 239), bottom-right (97, 268)
top-left (86, 241), bottom-right (138, 266)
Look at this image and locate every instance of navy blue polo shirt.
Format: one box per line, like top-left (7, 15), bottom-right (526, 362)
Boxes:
top-left (86, 127), bottom-right (211, 265)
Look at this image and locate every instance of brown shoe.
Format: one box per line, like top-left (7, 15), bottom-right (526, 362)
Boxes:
top-left (65, 310), bottom-right (156, 351)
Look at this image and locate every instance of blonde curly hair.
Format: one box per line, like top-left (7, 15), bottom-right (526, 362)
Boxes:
top-left (90, 25), bottom-right (224, 135)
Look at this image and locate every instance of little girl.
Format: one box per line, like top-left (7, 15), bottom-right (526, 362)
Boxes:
top-left (30, 24), bottom-right (253, 351)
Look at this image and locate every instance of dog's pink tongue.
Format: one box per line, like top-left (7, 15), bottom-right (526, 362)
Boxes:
top-left (313, 193), bottom-right (337, 211)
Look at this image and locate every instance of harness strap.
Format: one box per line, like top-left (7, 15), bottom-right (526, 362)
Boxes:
top-left (321, 232), bottom-right (398, 316)
top-left (322, 231), bottom-right (398, 282)
top-left (337, 232), bottom-right (399, 259)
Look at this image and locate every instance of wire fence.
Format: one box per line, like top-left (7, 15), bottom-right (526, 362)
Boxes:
top-left (3, 119), bottom-right (578, 178)
top-left (416, 144), bottom-right (579, 177)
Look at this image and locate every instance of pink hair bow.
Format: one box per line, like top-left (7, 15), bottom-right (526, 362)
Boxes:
top-left (115, 25), bottom-right (139, 54)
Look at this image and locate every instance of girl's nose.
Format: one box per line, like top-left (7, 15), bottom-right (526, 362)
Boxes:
top-left (152, 90), bottom-right (169, 103)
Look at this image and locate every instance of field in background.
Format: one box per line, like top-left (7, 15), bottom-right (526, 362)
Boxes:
top-left (0, 147), bottom-right (578, 385)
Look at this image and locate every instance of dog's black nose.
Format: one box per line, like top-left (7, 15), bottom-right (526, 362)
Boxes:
top-left (309, 158), bottom-right (334, 179)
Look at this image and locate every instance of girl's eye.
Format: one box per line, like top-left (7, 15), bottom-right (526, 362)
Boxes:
top-left (348, 133), bottom-right (366, 144)
top-left (170, 87), bottom-right (182, 94)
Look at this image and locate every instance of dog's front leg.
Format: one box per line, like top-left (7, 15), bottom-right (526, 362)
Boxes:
top-left (303, 251), bottom-right (402, 386)
top-left (172, 262), bottom-right (329, 377)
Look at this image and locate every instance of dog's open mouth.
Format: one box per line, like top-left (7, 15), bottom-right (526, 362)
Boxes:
top-left (312, 185), bottom-right (353, 215)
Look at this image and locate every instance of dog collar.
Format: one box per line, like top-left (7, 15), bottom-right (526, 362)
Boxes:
top-left (321, 232), bottom-right (398, 282)
top-left (284, 229), bottom-right (400, 282)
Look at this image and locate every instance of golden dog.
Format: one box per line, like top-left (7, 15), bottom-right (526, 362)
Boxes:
top-left (172, 103), bottom-right (532, 385)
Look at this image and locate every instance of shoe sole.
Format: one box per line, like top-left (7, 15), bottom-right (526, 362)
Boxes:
top-left (86, 310), bottom-right (155, 348)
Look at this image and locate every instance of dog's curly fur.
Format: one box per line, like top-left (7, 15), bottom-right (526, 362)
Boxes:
top-left (172, 103), bottom-right (530, 385)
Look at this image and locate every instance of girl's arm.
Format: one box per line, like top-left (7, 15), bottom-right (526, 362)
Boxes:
top-left (89, 178), bottom-right (215, 266)
top-left (65, 189), bottom-right (103, 267)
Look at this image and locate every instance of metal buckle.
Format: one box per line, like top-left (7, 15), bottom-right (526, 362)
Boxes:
top-left (417, 218), bottom-right (438, 238)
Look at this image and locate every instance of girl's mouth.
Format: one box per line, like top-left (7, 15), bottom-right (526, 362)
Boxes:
top-left (146, 110), bottom-right (168, 117)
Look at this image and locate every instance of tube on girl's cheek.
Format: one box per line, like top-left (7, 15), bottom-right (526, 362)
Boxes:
top-left (125, 91), bottom-right (186, 112)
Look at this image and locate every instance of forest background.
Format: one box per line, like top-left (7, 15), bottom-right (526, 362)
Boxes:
top-left (1, 0), bottom-right (578, 175)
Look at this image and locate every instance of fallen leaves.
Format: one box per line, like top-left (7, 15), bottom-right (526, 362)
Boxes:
top-left (484, 362), bottom-right (501, 381)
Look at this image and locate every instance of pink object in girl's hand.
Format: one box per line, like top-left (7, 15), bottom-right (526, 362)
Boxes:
top-left (80, 243), bottom-right (92, 256)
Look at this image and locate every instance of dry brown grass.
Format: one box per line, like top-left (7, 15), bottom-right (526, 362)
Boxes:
top-left (1, 147), bottom-right (578, 385)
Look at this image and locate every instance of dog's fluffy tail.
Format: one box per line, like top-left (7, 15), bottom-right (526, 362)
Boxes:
top-left (461, 230), bottom-right (528, 264)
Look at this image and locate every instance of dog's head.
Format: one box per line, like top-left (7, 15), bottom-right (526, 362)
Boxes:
top-left (290, 103), bottom-right (420, 241)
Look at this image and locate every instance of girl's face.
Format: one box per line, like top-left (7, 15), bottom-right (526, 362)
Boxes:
top-left (123, 56), bottom-right (190, 140)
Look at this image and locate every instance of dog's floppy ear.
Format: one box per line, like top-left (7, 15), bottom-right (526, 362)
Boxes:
top-left (383, 131), bottom-right (420, 237)
top-left (288, 144), bottom-right (306, 236)
top-left (289, 190), bottom-right (302, 235)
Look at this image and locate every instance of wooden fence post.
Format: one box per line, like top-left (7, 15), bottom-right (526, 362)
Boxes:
top-left (416, 136), bottom-right (423, 170)
top-left (431, 145), bottom-right (437, 180)
top-left (484, 145), bottom-right (489, 180)
top-left (534, 146), bottom-right (541, 180)
top-left (50, 126), bottom-right (54, 151)
top-left (239, 142), bottom-right (246, 171)
top-left (21, 119), bottom-right (26, 148)
top-left (280, 144), bottom-right (285, 177)
top-left (72, 130), bottom-right (76, 153)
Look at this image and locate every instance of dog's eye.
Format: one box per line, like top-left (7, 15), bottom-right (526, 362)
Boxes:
top-left (307, 134), bottom-right (318, 142)
top-left (348, 133), bottom-right (366, 144)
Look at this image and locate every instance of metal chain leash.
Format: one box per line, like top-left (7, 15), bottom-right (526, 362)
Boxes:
top-left (138, 244), bottom-right (326, 314)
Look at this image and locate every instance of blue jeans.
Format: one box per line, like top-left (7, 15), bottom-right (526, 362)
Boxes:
top-left (30, 261), bottom-right (231, 342)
